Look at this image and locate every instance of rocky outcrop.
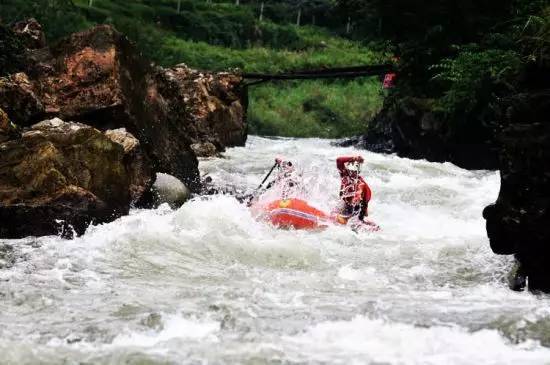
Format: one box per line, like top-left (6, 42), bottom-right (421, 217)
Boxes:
top-left (104, 128), bottom-right (153, 204)
top-left (0, 108), bottom-right (20, 143)
top-left (483, 62), bottom-right (550, 292)
top-left (0, 23), bottom-right (26, 76)
top-left (0, 21), bottom-right (247, 192)
top-left (11, 18), bottom-right (46, 50)
top-left (0, 118), bottom-right (153, 238)
top-left (149, 65), bottom-right (247, 157)
top-left (0, 21), bottom-right (248, 238)
top-left (344, 96), bottom-right (498, 170)
top-left (0, 72), bottom-right (44, 125)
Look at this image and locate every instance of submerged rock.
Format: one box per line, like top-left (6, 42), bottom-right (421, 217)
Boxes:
top-left (151, 173), bottom-right (191, 209)
top-left (0, 118), bottom-right (153, 238)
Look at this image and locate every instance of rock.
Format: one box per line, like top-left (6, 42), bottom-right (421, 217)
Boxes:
top-left (0, 108), bottom-right (20, 143)
top-left (0, 118), bottom-right (153, 238)
top-left (0, 243), bottom-right (16, 269)
top-left (1, 22), bottom-right (247, 194)
top-left (345, 96), bottom-right (499, 170)
top-left (11, 18), bottom-right (46, 49)
top-left (0, 72), bottom-right (44, 125)
top-left (151, 173), bottom-right (191, 208)
top-left (105, 128), bottom-right (154, 204)
top-left (191, 142), bottom-right (218, 157)
top-left (151, 65), bottom-right (247, 156)
top-left (0, 23), bottom-right (26, 76)
top-left (483, 69), bottom-right (550, 292)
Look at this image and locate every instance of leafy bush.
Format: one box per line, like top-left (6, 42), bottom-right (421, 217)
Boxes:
top-left (519, 6), bottom-right (550, 65)
top-left (431, 48), bottom-right (521, 114)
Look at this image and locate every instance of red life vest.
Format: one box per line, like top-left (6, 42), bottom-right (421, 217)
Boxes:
top-left (340, 176), bottom-right (371, 205)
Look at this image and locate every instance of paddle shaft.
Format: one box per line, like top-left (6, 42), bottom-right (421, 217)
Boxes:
top-left (257, 162), bottom-right (278, 190)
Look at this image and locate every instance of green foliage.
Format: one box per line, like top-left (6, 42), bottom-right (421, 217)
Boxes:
top-left (432, 48), bottom-right (521, 114)
top-left (519, 6), bottom-right (550, 65)
top-left (156, 28), bottom-right (380, 71)
top-left (1, 0), bottom-right (92, 41)
top-left (249, 79), bottom-right (383, 137)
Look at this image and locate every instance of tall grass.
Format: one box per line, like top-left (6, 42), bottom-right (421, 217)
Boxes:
top-left (249, 79), bottom-right (384, 138)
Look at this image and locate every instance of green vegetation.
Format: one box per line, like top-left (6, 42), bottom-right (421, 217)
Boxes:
top-left (249, 79), bottom-right (384, 137)
top-left (0, 0), bottom-right (387, 138)
top-left (341, 0), bottom-right (550, 132)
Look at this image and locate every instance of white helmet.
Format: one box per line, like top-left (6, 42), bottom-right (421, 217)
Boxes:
top-left (344, 161), bottom-right (362, 173)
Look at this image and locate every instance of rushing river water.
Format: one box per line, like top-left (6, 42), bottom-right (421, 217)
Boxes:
top-left (1, 136), bottom-right (550, 364)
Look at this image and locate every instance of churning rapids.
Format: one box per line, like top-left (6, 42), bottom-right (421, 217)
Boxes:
top-left (2, 136), bottom-right (550, 364)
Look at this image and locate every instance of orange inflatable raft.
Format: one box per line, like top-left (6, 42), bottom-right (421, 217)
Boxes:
top-left (251, 198), bottom-right (380, 231)
top-left (259, 198), bottom-right (330, 230)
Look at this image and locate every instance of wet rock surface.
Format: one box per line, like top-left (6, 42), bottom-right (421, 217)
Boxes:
top-left (341, 96), bottom-right (498, 170)
top-left (483, 63), bottom-right (550, 292)
top-left (0, 118), bottom-right (153, 238)
top-left (0, 21), bottom-right (247, 237)
top-left (0, 22), bottom-right (246, 192)
top-left (0, 72), bottom-right (45, 126)
top-left (0, 107), bottom-right (20, 143)
top-left (149, 64), bottom-right (247, 157)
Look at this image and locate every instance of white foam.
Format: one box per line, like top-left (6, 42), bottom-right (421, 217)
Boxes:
top-left (112, 314), bottom-right (219, 348)
top-left (283, 316), bottom-right (550, 364)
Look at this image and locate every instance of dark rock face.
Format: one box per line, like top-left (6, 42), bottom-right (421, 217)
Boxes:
top-left (483, 62), bottom-right (550, 291)
top-left (11, 18), bottom-right (46, 49)
top-left (344, 96), bottom-right (499, 170)
top-left (0, 107), bottom-right (20, 143)
top-left (0, 72), bottom-right (45, 125)
top-left (149, 65), bottom-right (247, 157)
top-left (0, 118), bottom-right (153, 238)
top-left (0, 23), bottom-right (26, 76)
top-left (104, 128), bottom-right (153, 204)
top-left (0, 23), bottom-right (247, 193)
top-left (0, 22), bottom-right (248, 238)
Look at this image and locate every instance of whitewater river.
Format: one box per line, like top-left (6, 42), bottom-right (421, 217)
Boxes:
top-left (2, 136), bottom-right (550, 364)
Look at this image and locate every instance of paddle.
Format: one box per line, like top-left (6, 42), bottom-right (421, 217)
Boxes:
top-left (243, 161), bottom-right (278, 205)
top-left (257, 161), bottom-right (278, 190)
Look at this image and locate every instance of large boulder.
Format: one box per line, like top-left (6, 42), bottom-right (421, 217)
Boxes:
top-left (149, 65), bottom-right (247, 157)
top-left (0, 118), bottom-right (153, 238)
top-left (0, 24), bottom-right (200, 191)
top-left (483, 87), bottom-right (550, 291)
top-left (104, 128), bottom-right (153, 204)
top-left (0, 24), bottom-right (247, 192)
